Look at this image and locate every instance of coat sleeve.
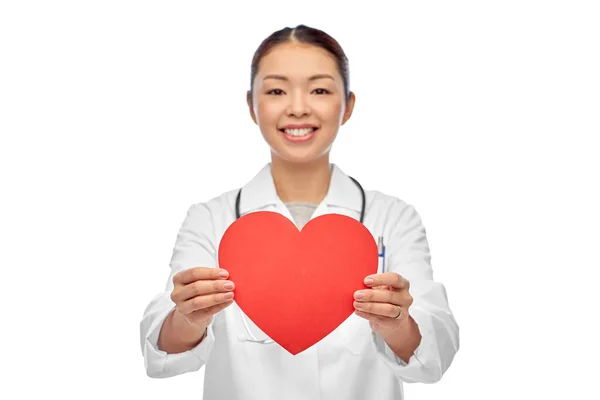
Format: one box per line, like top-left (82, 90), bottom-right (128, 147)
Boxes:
top-left (139, 203), bottom-right (219, 378)
top-left (372, 200), bottom-right (460, 383)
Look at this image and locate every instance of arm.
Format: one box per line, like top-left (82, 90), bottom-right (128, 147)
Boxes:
top-left (374, 201), bottom-right (460, 383)
top-left (139, 203), bottom-right (218, 378)
top-left (380, 313), bottom-right (422, 364)
top-left (157, 308), bottom-right (209, 354)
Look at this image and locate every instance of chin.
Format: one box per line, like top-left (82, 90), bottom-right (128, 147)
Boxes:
top-left (271, 148), bottom-right (330, 165)
top-left (262, 131), bottom-right (332, 164)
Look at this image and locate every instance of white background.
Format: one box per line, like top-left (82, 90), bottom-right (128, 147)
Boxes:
top-left (1, 1), bottom-right (599, 399)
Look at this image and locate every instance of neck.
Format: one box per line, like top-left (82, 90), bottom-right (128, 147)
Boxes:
top-left (271, 156), bottom-right (332, 204)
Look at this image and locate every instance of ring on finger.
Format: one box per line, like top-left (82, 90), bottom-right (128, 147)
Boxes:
top-left (393, 305), bottom-right (403, 319)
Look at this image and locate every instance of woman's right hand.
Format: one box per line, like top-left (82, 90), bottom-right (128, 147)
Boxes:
top-left (170, 267), bottom-right (235, 328)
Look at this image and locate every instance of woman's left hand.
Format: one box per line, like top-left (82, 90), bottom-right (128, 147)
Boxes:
top-left (353, 272), bottom-right (413, 333)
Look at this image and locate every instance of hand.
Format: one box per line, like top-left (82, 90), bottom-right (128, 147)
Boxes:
top-left (353, 272), bottom-right (413, 334)
top-left (170, 267), bottom-right (235, 328)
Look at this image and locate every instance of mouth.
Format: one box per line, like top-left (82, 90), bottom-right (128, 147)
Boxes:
top-left (278, 125), bottom-right (319, 142)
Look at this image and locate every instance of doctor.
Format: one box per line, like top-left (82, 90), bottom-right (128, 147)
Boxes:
top-left (140, 24), bottom-right (459, 399)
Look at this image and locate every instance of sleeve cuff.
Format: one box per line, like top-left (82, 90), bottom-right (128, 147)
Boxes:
top-left (372, 305), bottom-right (444, 383)
top-left (143, 306), bottom-right (215, 378)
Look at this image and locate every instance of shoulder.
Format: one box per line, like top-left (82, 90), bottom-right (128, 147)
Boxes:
top-left (365, 188), bottom-right (426, 229)
top-left (171, 189), bottom-right (238, 246)
top-left (185, 189), bottom-right (238, 219)
top-left (366, 188), bottom-right (416, 214)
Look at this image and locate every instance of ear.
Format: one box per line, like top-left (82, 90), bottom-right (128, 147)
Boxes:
top-left (341, 92), bottom-right (356, 125)
top-left (247, 91), bottom-right (258, 125)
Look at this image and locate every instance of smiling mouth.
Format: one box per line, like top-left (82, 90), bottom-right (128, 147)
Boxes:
top-left (279, 127), bottom-right (319, 137)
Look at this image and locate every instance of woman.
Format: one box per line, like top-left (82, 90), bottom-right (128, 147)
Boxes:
top-left (140, 24), bottom-right (459, 399)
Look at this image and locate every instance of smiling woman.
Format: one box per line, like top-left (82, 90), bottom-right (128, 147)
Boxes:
top-left (140, 24), bottom-right (459, 400)
top-left (246, 26), bottom-right (355, 172)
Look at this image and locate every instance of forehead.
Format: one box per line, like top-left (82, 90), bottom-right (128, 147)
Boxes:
top-left (257, 42), bottom-right (340, 77)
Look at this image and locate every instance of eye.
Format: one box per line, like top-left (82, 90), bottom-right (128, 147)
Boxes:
top-left (267, 89), bottom-right (284, 95)
top-left (313, 88), bottom-right (330, 95)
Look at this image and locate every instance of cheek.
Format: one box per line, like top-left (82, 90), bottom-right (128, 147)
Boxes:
top-left (319, 101), bottom-right (344, 125)
top-left (256, 102), bottom-right (281, 126)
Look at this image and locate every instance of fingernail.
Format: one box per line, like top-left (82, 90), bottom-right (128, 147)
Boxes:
top-left (364, 278), bottom-right (373, 285)
top-left (223, 292), bottom-right (234, 300)
top-left (219, 270), bottom-right (229, 278)
top-left (224, 282), bottom-right (234, 290)
top-left (354, 291), bottom-right (364, 300)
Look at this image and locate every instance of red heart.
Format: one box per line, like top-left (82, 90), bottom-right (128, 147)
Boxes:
top-left (218, 211), bottom-right (378, 355)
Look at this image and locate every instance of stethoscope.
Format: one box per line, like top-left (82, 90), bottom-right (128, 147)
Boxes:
top-left (233, 176), bottom-right (367, 343)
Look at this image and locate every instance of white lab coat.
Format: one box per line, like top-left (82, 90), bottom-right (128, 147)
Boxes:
top-left (140, 163), bottom-right (459, 400)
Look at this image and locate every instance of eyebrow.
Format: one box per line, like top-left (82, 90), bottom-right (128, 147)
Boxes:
top-left (263, 74), bottom-right (335, 82)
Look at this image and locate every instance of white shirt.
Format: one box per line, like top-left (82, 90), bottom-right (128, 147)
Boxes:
top-left (140, 163), bottom-right (459, 400)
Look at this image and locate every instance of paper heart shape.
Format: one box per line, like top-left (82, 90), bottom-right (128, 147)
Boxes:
top-left (218, 211), bottom-right (378, 355)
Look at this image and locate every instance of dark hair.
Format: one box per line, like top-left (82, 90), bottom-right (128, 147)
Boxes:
top-left (249, 25), bottom-right (350, 101)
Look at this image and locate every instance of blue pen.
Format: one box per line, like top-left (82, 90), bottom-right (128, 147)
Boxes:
top-left (377, 236), bottom-right (385, 273)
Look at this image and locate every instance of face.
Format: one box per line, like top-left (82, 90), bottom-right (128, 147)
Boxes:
top-left (247, 41), bottom-right (355, 166)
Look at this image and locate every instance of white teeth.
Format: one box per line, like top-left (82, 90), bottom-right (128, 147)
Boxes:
top-left (284, 128), bottom-right (315, 136)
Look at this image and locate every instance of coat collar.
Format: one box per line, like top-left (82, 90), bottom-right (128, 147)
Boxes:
top-left (238, 163), bottom-right (363, 216)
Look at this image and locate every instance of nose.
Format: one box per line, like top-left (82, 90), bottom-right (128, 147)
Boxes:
top-left (286, 91), bottom-right (310, 117)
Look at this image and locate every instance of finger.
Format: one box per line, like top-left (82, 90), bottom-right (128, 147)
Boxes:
top-left (353, 289), bottom-right (413, 310)
top-left (188, 299), bottom-right (234, 323)
top-left (174, 279), bottom-right (235, 303)
top-left (174, 267), bottom-right (228, 285)
top-left (179, 291), bottom-right (235, 315)
top-left (364, 273), bottom-right (408, 290)
top-left (353, 300), bottom-right (403, 319)
top-left (354, 288), bottom-right (401, 305)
